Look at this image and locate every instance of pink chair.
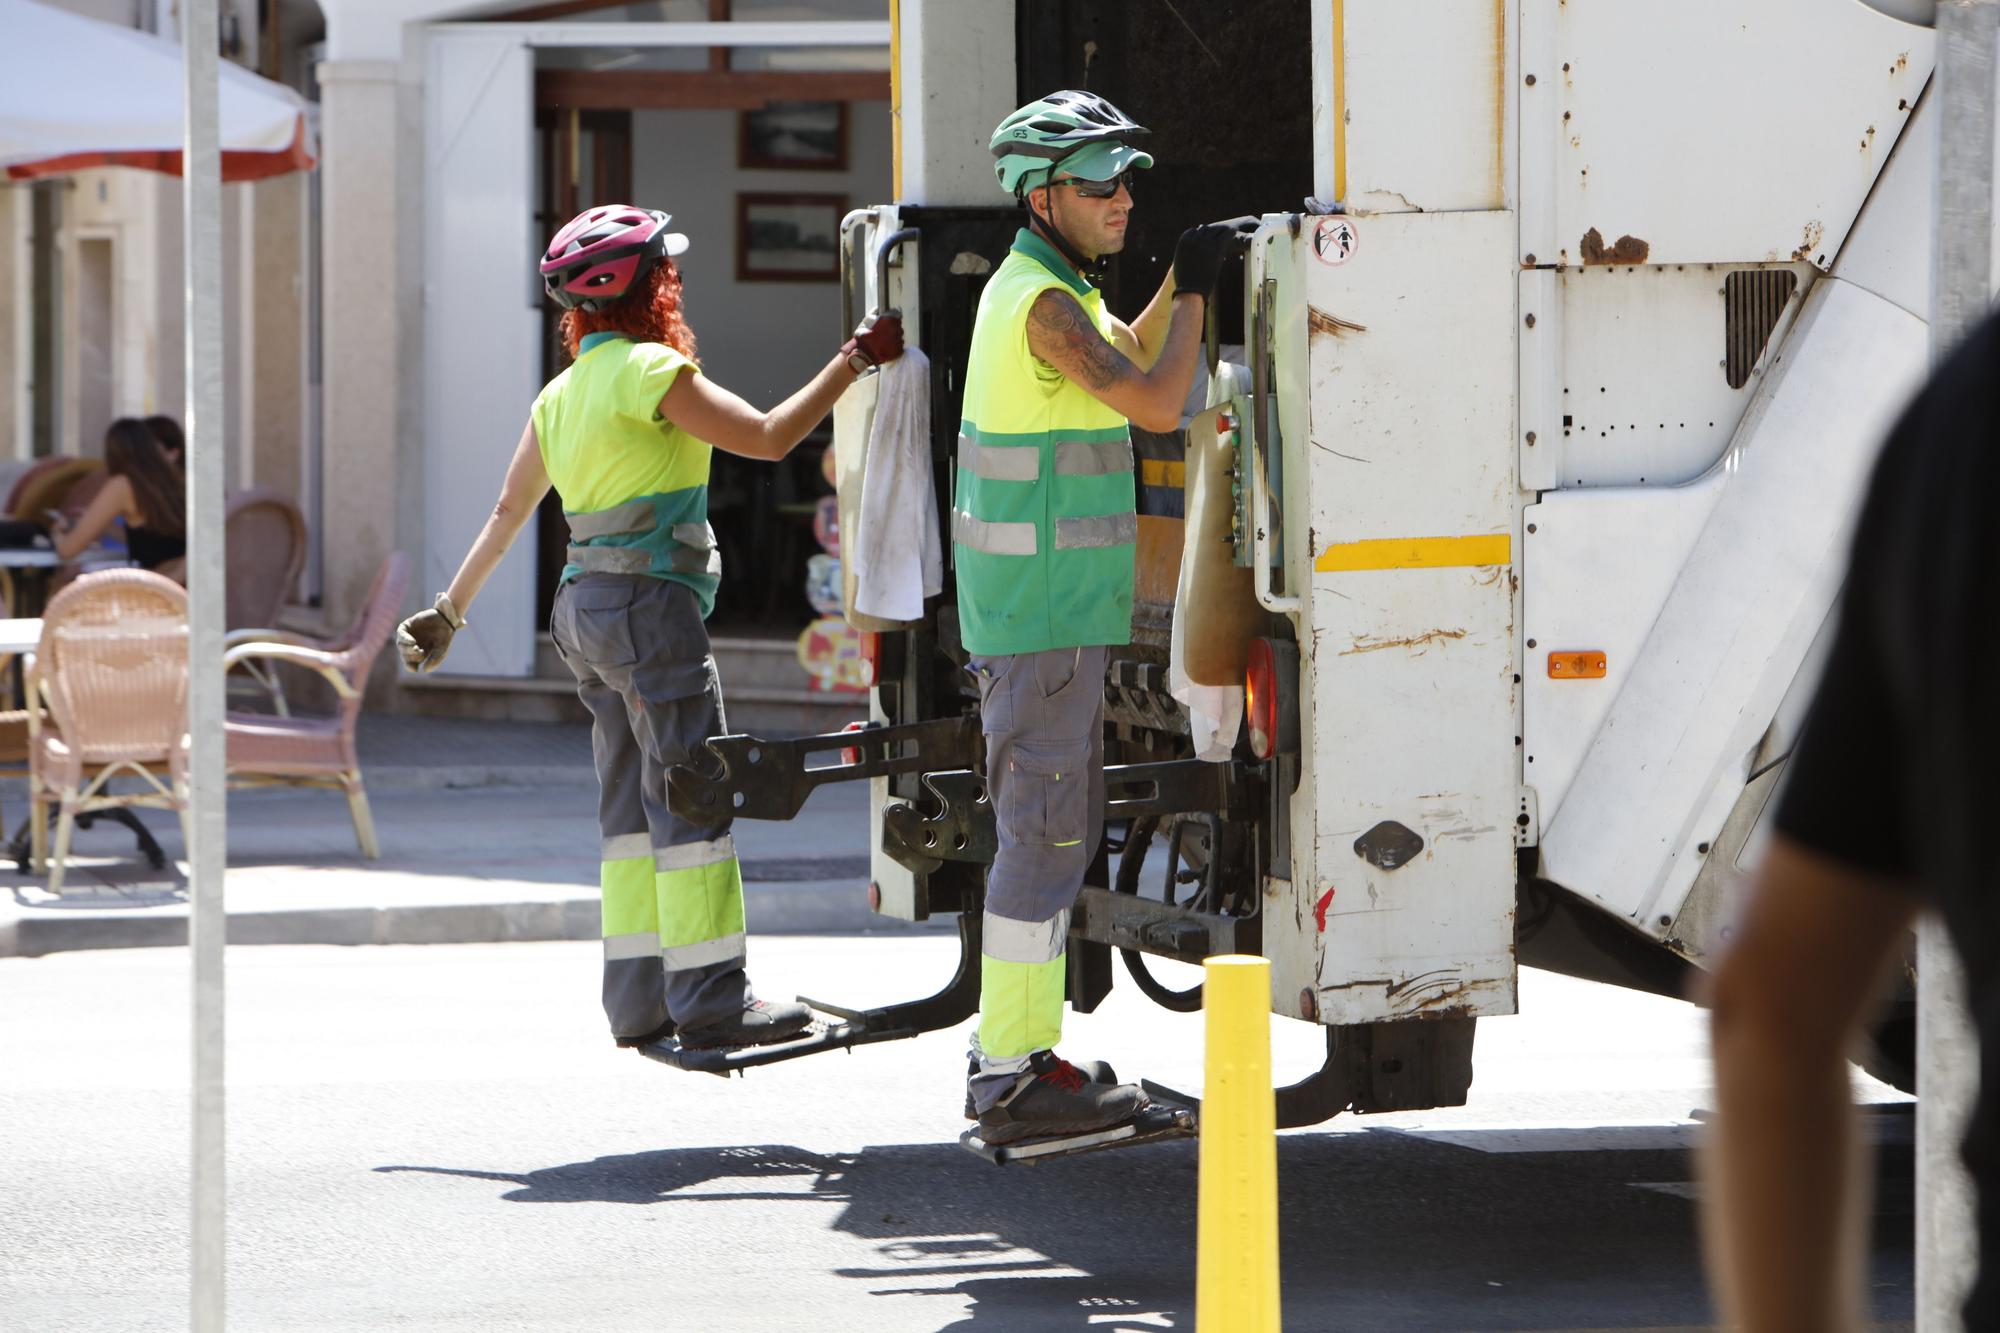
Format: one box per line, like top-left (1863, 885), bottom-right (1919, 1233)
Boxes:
top-left (219, 488), bottom-right (310, 713)
top-left (223, 552), bottom-right (409, 859)
top-left (26, 570), bottom-right (190, 893)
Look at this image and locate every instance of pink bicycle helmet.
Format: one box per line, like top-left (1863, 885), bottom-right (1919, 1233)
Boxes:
top-left (539, 205), bottom-right (689, 311)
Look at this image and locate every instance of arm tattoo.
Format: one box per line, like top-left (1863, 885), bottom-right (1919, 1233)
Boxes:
top-left (1028, 290), bottom-right (1131, 392)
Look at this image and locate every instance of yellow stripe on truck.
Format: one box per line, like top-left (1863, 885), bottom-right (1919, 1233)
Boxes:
top-left (1313, 533), bottom-right (1512, 573)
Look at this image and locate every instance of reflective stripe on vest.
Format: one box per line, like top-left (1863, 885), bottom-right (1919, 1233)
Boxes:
top-left (957, 436), bottom-right (1042, 482)
top-left (1055, 512), bottom-right (1138, 550)
top-left (952, 508), bottom-right (1038, 557)
top-left (565, 497), bottom-right (656, 540)
top-left (568, 541), bottom-right (721, 577)
top-left (960, 435), bottom-right (1134, 482)
top-left (1054, 438), bottom-right (1134, 477)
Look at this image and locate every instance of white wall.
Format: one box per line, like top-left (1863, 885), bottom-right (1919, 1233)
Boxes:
top-left (318, 0), bottom-right (520, 61)
top-left (631, 101), bottom-right (891, 409)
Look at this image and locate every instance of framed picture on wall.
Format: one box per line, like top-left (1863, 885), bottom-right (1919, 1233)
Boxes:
top-left (737, 193), bottom-right (847, 283)
top-left (739, 100), bottom-right (848, 171)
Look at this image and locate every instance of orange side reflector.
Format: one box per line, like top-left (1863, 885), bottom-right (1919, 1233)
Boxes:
top-left (1547, 651), bottom-right (1608, 679)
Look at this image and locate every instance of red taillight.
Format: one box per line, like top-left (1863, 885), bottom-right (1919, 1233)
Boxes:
top-left (1246, 637), bottom-right (1278, 759)
top-left (858, 632), bottom-right (881, 688)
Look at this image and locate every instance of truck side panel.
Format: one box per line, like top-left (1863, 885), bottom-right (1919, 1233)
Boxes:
top-left (1275, 209), bottom-right (1522, 1026)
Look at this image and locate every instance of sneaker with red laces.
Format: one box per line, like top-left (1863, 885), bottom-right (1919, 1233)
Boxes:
top-left (674, 998), bottom-right (813, 1050)
top-left (964, 1056), bottom-right (1118, 1119)
top-left (974, 1050), bottom-right (1149, 1145)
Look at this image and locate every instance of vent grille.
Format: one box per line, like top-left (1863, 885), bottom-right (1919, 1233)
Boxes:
top-left (1724, 269), bottom-right (1798, 389)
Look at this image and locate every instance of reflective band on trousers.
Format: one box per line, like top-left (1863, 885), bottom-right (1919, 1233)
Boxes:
top-left (599, 838), bottom-right (746, 969)
top-left (660, 931), bottom-right (746, 971)
top-left (568, 542), bottom-right (722, 576)
top-left (1054, 439), bottom-right (1133, 477)
top-left (983, 908), bottom-right (1070, 965)
top-left (655, 834), bottom-right (735, 873)
top-left (600, 852), bottom-right (657, 956)
top-left (604, 931), bottom-right (660, 961)
top-left (958, 437), bottom-right (1040, 482)
top-left (953, 508), bottom-right (1037, 557)
top-left (978, 956), bottom-right (1067, 1060)
top-left (601, 831), bottom-right (652, 861)
top-left (1054, 512), bottom-right (1138, 550)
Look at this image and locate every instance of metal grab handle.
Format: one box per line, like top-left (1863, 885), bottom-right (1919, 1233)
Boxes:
top-left (873, 227), bottom-right (919, 319)
top-left (839, 207), bottom-right (880, 335)
top-left (1249, 268), bottom-right (1301, 615)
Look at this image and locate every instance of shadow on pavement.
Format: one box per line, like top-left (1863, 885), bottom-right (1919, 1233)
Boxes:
top-left (373, 1120), bottom-right (1915, 1330)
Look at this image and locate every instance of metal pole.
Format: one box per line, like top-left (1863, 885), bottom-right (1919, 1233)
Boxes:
top-left (1919, 5), bottom-right (1997, 1327)
top-left (181, 0), bottom-right (228, 1327)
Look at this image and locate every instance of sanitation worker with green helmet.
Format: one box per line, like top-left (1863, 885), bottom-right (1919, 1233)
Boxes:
top-left (960, 90), bottom-right (1255, 1144)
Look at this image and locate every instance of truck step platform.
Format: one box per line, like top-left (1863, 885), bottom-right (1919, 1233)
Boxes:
top-left (635, 1011), bottom-right (918, 1078)
top-left (958, 1098), bottom-right (1197, 1166)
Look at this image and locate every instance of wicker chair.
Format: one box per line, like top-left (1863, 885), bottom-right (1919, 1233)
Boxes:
top-left (27, 570), bottom-right (190, 893)
top-left (218, 489), bottom-right (310, 712)
top-left (223, 552), bottom-right (408, 859)
top-left (6, 457), bottom-right (102, 522)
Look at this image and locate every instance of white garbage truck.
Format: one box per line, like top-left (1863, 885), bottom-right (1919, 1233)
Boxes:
top-left (661, 0), bottom-right (1934, 1158)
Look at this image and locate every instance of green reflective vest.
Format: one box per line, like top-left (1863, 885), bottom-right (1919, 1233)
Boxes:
top-left (532, 331), bottom-right (721, 617)
top-left (952, 230), bottom-right (1137, 656)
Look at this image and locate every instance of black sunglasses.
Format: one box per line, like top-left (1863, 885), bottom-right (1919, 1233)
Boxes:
top-left (1054, 170), bottom-right (1135, 199)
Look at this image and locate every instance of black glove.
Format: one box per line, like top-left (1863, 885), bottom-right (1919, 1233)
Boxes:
top-left (1172, 216), bottom-right (1261, 297)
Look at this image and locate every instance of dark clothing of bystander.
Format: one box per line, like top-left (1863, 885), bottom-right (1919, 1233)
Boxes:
top-left (1773, 306), bottom-right (2000, 1328)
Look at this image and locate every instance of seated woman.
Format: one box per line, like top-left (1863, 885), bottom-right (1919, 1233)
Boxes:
top-left (52, 418), bottom-right (186, 572)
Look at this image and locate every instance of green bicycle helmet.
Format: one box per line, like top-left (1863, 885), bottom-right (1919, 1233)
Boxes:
top-left (990, 89), bottom-right (1155, 197)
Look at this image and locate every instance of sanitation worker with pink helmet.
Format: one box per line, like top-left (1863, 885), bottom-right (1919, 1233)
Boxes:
top-left (397, 205), bottom-right (902, 1055)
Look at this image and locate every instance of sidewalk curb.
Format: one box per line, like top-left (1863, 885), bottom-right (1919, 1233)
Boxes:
top-left (360, 765), bottom-right (599, 792)
top-left (0, 879), bottom-right (948, 959)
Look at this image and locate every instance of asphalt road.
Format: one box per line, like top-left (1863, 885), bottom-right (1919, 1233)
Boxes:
top-left (1, 938), bottom-right (1914, 1332)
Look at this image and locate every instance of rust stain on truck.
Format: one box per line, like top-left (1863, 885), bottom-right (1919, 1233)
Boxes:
top-left (1341, 627), bottom-right (1468, 656)
top-left (1308, 306), bottom-right (1368, 338)
top-left (1791, 219), bottom-right (1825, 264)
top-left (1318, 970), bottom-right (1510, 1020)
top-left (1579, 228), bottom-right (1650, 265)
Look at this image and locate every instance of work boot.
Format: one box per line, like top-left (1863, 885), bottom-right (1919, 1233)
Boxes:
top-left (974, 1051), bottom-right (1149, 1145)
top-left (964, 1056), bottom-right (1118, 1119)
top-left (674, 998), bottom-right (814, 1050)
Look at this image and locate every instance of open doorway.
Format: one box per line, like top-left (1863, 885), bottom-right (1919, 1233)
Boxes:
top-left (533, 106), bottom-right (634, 629)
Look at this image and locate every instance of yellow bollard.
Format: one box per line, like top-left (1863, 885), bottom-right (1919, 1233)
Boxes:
top-left (1196, 954), bottom-right (1281, 1332)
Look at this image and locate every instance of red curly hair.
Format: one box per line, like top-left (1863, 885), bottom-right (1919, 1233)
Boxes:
top-left (559, 256), bottom-right (699, 363)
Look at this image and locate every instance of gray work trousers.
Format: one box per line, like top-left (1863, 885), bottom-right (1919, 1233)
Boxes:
top-left (550, 574), bottom-right (749, 1044)
top-left (968, 645), bottom-right (1108, 1109)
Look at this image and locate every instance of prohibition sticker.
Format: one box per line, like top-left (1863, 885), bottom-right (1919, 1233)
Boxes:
top-left (1311, 216), bottom-right (1360, 266)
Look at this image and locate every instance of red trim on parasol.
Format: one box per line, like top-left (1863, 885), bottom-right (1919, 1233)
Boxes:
top-left (6, 112), bottom-right (313, 183)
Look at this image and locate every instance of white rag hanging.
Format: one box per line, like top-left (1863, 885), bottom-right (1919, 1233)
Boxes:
top-left (852, 347), bottom-right (943, 622)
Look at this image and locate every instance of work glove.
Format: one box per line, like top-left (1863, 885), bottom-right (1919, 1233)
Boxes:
top-left (840, 309), bottom-right (905, 370)
top-left (396, 593), bottom-right (466, 674)
top-left (1173, 216), bottom-right (1262, 297)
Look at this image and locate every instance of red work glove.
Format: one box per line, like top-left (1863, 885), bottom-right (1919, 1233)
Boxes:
top-left (840, 309), bottom-right (905, 371)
